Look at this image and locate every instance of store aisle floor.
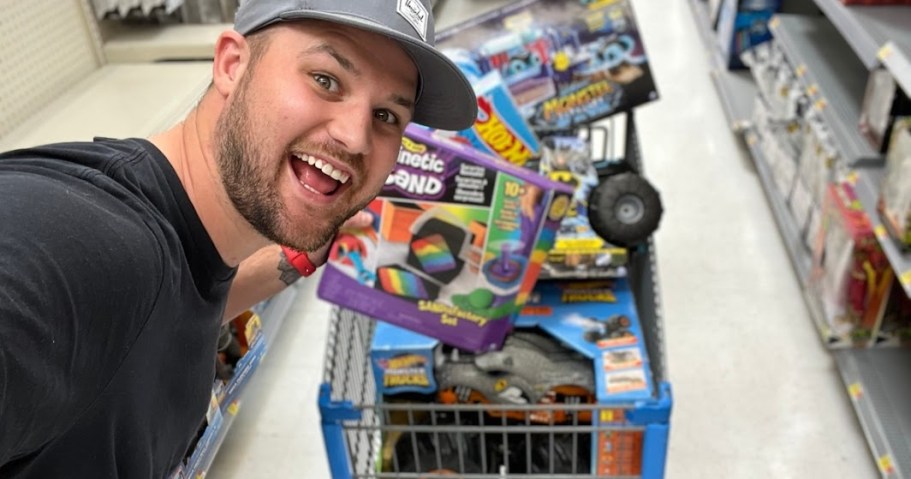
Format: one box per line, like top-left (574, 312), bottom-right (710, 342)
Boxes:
top-left (209, 1), bottom-right (877, 477)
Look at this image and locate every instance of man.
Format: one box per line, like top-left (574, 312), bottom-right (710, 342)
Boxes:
top-left (0, 0), bottom-right (476, 476)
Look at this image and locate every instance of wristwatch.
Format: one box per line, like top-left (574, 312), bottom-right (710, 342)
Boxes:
top-left (280, 245), bottom-right (316, 277)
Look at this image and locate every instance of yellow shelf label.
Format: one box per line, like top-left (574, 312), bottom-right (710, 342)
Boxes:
top-left (795, 64), bottom-right (807, 77)
top-left (878, 455), bottom-right (895, 474)
top-left (846, 171), bottom-right (859, 185)
top-left (600, 410), bottom-right (615, 422)
top-left (878, 44), bottom-right (893, 62)
top-left (874, 225), bottom-right (888, 240)
top-left (848, 383), bottom-right (863, 400)
top-left (806, 84), bottom-right (818, 96)
top-left (770, 16), bottom-right (780, 29)
top-left (814, 98), bottom-right (827, 111)
top-left (900, 270), bottom-right (911, 287)
top-left (227, 401), bottom-right (241, 416)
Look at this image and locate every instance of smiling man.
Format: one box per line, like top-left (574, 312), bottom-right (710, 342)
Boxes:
top-left (0, 0), bottom-right (475, 476)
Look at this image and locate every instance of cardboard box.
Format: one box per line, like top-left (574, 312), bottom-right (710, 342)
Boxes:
top-left (318, 126), bottom-right (573, 352)
top-left (436, 0), bottom-right (659, 131)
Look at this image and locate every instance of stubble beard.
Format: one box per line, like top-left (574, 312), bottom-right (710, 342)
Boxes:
top-left (214, 74), bottom-right (365, 252)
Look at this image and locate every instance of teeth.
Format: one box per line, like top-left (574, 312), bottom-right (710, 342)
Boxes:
top-left (293, 153), bottom-right (350, 184)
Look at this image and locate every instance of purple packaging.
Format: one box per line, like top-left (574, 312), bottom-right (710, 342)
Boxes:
top-left (317, 125), bottom-right (573, 352)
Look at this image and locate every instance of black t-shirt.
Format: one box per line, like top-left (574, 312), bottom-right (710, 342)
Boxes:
top-left (0, 138), bottom-right (236, 477)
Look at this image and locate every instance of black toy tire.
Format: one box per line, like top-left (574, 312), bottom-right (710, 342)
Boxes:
top-left (587, 172), bottom-right (663, 247)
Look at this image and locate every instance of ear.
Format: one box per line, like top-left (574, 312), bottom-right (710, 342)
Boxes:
top-left (212, 30), bottom-right (250, 98)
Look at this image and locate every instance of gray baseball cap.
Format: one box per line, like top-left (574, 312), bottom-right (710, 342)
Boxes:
top-left (234, 0), bottom-right (478, 131)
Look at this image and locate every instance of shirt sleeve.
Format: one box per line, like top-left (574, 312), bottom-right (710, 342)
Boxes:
top-left (0, 170), bottom-right (164, 464)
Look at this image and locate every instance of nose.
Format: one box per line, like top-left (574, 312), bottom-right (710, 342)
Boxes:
top-left (327, 102), bottom-right (372, 156)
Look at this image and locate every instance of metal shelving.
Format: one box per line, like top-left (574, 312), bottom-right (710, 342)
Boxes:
top-left (834, 348), bottom-right (911, 478)
top-left (182, 284), bottom-right (301, 477)
top-left (850, 168), bottom-right (911, 299)
top-left (687, 0), bottom-right (757, 132)
top-left (811, 0), bottom-right (911, 71)
top-left (745, 130), bottom-right (812, 287)
top-left (769, 15), bottom-right (879, 165)
top-left (744, 129), bottom-right (844, 346)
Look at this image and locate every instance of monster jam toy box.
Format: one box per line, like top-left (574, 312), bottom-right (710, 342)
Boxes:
top-left (517, 278), bottom-right (654, 402)
top-left (436, 0), bottom-right (659, 131)
top-left (318, 125), bottom-right (574, 353)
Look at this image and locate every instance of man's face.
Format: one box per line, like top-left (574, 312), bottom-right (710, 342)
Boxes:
top-left (215, 21), bottom-right (418, 252)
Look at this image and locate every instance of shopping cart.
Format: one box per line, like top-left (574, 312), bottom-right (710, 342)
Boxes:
top-left (318, 113), bottom-right (671, 478)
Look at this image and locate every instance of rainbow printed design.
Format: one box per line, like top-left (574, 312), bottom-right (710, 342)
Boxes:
top-left (411, 234), bottom-right (456, 274)
top-left (378, 267), bottom-right (429, 299)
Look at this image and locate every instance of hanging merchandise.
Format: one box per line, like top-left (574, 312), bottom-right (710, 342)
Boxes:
top-left (878, 118), bottom-right (911, 250)
top-left (810, 182), bottom-right (892, 347)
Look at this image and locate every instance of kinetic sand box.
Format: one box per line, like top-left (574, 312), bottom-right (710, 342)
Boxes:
top-left (318, 125), bottom-right (573, 352)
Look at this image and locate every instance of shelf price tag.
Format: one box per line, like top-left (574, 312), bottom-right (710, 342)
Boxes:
top-left (795, 64), bottom-right (807, 78)
top-left (845, 171), bottom-right (859, 185)
top-left (848, 382), bottom-right (863, 400)
top-left (806, 84), bottom-right (818, 97)
top-left (874, 225), bottom-right (888, 240)
top-left (878, 455), bottom-right (895, 475)
top-left (769, 16), bottom-right (780, 29)
top-left (814, 98), bottom-right (827, 111)
top-left (900, 270), bottom-right (911, 288)
top-left (227, 401), bottom-right (241, 416)
top-left (877, 44), bottom-right (893, 62)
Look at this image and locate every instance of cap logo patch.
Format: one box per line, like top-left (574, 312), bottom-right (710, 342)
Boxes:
top-left (397, 0), bottom-right (429, 42)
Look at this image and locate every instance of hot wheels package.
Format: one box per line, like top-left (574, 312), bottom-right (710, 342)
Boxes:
top-left (436, 0), bottom-right (659, 131)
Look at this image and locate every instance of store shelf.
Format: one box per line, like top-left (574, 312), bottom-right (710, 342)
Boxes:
top-left (850, 168), bottom-right (911, 298)
top-left (834, 348), bottom-right (911, 478)
top-left (184, 338), bottom-right (267, 477)
top-left (711, 69), bottom-right (758, 132)
top-left (769, 15), bottom-right (879, 165)
top-left (687, 0), bottom-right (724, 67)
top-left (811, 0), bottom-right (911, 71)
top-left (181, 284), bottom-right (301, 477)
top-left (745, 130), bottom-right (812, 287)
top-left (687, 0), bottom-right (756, 132)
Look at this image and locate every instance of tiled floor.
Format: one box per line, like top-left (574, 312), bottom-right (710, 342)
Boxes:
top-left (208, 1), bottom-right (877, 477)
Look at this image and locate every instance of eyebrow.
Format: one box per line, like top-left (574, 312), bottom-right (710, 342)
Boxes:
top-left (303, 43), bottom-right (360, 76)
top-left (304, 42), bottom-right (416, 113)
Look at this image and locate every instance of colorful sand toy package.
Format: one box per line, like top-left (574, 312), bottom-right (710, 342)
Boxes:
top-left (317, 125), bottom-right (574, 352)
top-left (436, 0), bottom-right (659, 131)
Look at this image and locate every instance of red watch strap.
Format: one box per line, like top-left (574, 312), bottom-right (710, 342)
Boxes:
top-left (280, 245), bottom-right (316, 277)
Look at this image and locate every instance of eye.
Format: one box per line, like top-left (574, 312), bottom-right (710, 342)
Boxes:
top-left (312, 73), bottom-right (340, 93)
top-left (374, 109), bottom-right (399, 125)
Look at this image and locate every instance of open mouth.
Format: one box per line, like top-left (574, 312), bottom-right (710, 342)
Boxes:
top-left (289, 153), bottom-right (351, 197)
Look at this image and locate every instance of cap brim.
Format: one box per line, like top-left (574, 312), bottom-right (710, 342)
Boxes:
top-left (251, 11), bottom-right (478, 131)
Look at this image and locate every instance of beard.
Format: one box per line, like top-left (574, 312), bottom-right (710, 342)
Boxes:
top-left (214, 73), bottom-right (369, 252)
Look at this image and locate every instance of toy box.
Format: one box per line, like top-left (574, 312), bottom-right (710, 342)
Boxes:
top-left (318, 125), bottom-right (573, 353)
top-left (371, 321), bottom-right (439, 396)
top-left (810, 182), bottom-right (891, 347)
top-left (878, 118), bottom-right (911, 250)
top-left (441, 65), bottom-right (544, 168)
top-left (517, 279), bottom-right (654, 403)
top-left (538, 134), bottom-right (628, 278)
top-left (436, 0), bottom-right (659, 131)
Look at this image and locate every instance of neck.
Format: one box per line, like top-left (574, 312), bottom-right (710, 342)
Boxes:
top-left (149, 92), bottom-right (270, 267)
